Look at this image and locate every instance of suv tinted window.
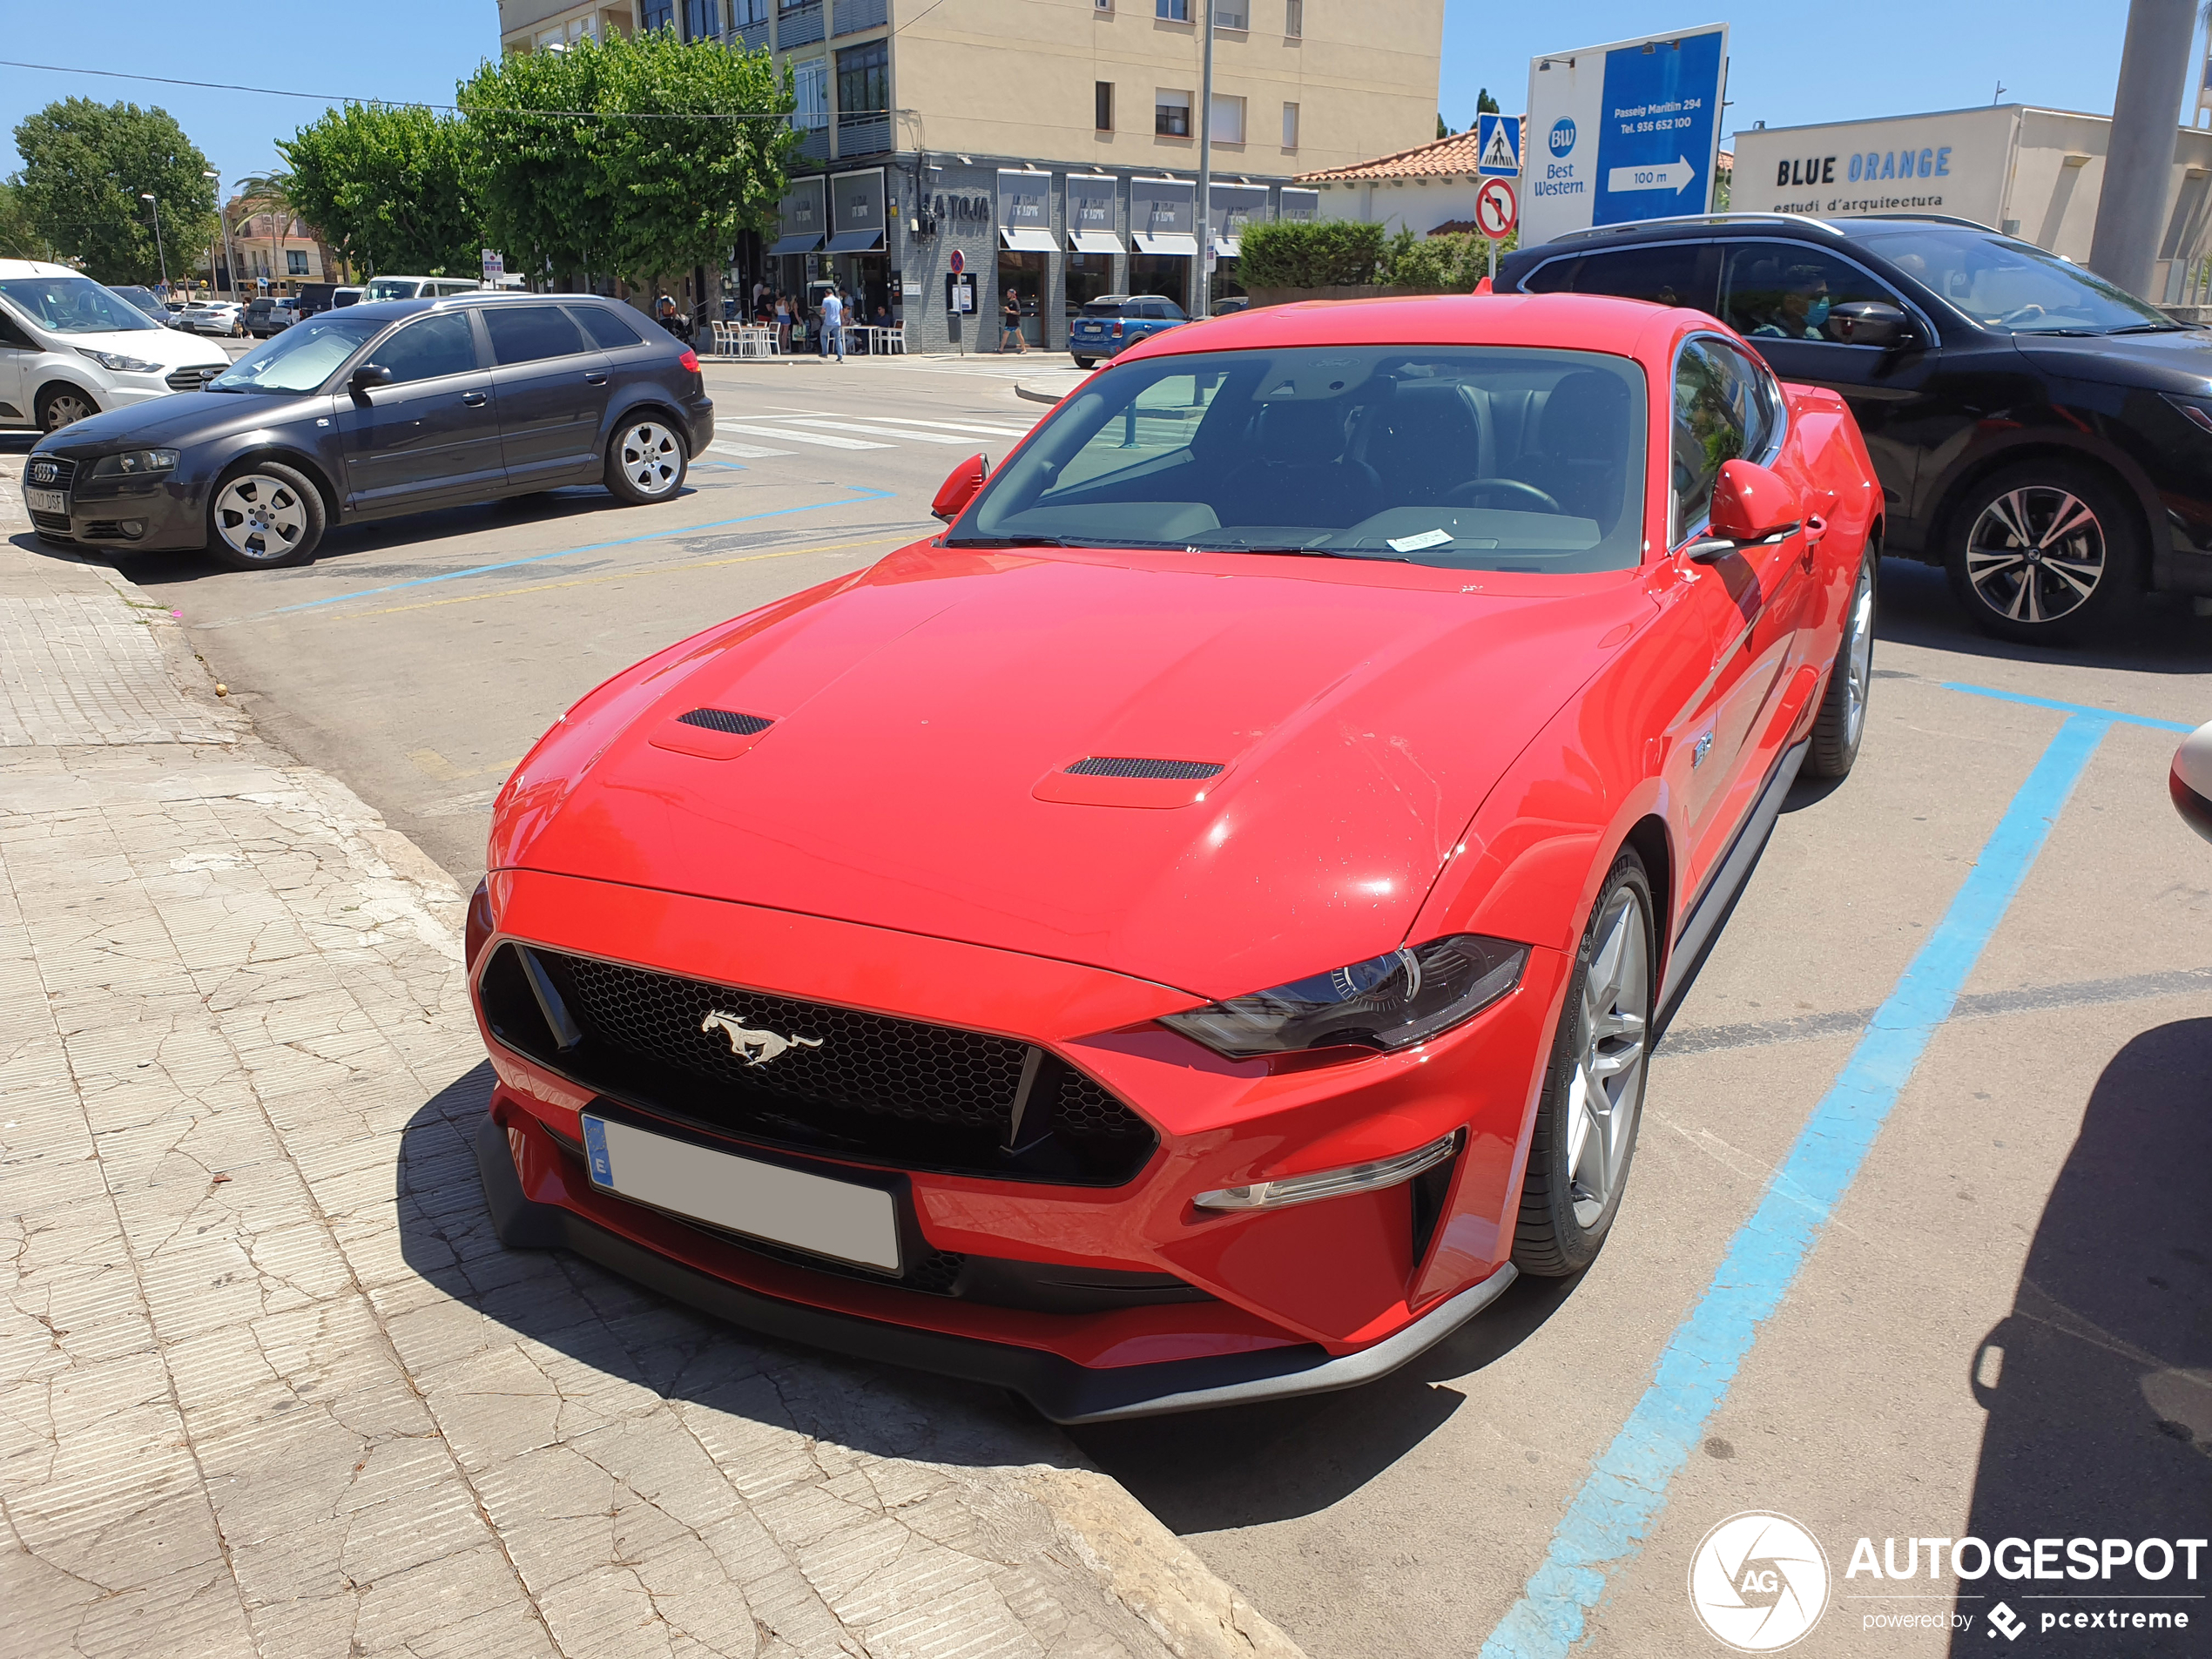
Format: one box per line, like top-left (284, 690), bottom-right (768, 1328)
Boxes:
top-left (1671, 339), bottom-right (1748, 543)
top-left (483, 305), bottom-right (587, 366)
top-left (371, 313), bottom-right (479, 384)
top-left (1525, 243), bottom-right (1717, 311)
top-left (570, 304), bottom-right (644, 349)
top-left (1719, 244), bottom-right (1905, 344)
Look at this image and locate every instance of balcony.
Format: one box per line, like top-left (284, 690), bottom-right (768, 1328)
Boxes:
top-left (779, 1), bottom-right (824, 45)
top-left (795, 122), bottom-right (832, 161)
top-left (834, 0), bottom-right (887, 32)
top-left (734, 17), bottom-right (769, 47)
top-left (837, 111), bottom-right (890, 156)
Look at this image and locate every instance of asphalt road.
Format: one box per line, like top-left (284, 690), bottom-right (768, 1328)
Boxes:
top-left (13, 350), bottom-right (2210, 1658)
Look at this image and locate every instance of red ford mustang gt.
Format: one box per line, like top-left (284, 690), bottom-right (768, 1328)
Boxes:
top-left (466, 293), bottom-right (1880, 1422)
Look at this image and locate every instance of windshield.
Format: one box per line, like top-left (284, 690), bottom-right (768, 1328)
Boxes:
top-left (0, 275), bottom-right (160, 334)
top-left (363, 278), bottom-right (421, 301)
top-left (952, 345), bottom-right (1649, 572)
top-left (1858, 227), bottom-right (2175, 334)
top-left (209, 314), bottom-right (382, 394)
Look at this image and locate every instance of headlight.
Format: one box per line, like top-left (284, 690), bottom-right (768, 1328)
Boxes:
top-left (77, 348), bottom-right (165, 374)
top-left (1160, 934), bottom-right (1527, 1059)
top-left (88, 449), bottom-right (180, 478)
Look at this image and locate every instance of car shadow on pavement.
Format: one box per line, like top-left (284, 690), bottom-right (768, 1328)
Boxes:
top-left (1878, 556), bottom-right (2212, 676)
top-left (1946, 1017), bottom-right (2212, 1656)
top-left (396, 1062), bottom-right (1092, 1472)
top-left (1069, 1271), bottom-right (1585, 1532)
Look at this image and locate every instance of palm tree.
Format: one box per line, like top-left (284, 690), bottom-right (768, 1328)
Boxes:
top-left (233, 171), bottom-right (300, 292)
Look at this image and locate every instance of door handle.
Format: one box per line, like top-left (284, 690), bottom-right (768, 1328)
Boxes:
top-left (1801, 514), bottom-right (1827, 572)
top-left (461, 390), bottom-right (488, 407)
top-left (583, 371), bottom-right (608, 386)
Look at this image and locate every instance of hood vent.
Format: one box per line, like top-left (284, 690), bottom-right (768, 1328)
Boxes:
top-left (651, 706), bottom-right (778, 760)
top-left (678, 707), bottom-right (773, 736)
top-left (1065, 757), bottom-right (1224, 780)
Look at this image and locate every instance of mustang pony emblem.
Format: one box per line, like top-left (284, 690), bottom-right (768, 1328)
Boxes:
top-left (701, 1010), bottom-right (823, 1066)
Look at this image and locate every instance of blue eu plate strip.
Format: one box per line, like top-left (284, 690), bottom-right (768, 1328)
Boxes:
top-left (1480, 711), bottom-right (2109, 1658)
top-left (580, 1114), bottom-right (614, 1190)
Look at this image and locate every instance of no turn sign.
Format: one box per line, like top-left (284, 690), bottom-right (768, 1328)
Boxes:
top-left (1476, 177), bottom-right (1519, 240)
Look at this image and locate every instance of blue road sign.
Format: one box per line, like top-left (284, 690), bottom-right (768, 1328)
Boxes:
top-left (1522, 24), bottom-right (1728, 243)
top-left (1477, 111), bottom-right (1522, 179)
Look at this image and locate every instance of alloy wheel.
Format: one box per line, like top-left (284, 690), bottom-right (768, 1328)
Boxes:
top-left (1965, 486), bottom-right (2104, 626)
top-left (43, 393), bottom-right (94, 431)
top-left (1566, 887), bottom-right (1650, 1229)
top-left (617, 421), bottom-right (682, 497)
top-left (1842, 558), bottom-right (1875, 749)
top-left (212, 474), bottom-right (308, 563)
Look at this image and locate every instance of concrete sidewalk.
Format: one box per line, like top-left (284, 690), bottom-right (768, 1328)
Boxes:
top-left (0, 475), bottom-right (1300, 1659)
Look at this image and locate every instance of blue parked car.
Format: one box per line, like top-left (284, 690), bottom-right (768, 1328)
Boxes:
top-left (1069, 293), bottom-right (1186, 368)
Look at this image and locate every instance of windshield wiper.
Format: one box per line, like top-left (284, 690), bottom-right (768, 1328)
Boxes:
top-left (941, 535), bottom-right (1070, 548)
top-left (2103, 321), bottom-right (2190, 335)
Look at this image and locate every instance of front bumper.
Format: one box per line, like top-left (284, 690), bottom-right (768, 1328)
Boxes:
top-left (26, 473), bottom-right (207, 550)
top-left (472, 867), bottom-right (1562, 1415)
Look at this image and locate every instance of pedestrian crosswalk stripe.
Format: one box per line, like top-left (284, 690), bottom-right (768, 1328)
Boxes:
top-left (771, 417), bottom-right (988, 445)
top-left (711, 441), bottom-right (797, 460)
top-left (854, 416), bottom-right (1035, 438)
top-left (717, 422), bottom-right (893, 451)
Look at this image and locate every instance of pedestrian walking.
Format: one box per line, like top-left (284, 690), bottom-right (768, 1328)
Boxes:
top-left (774, 293), bottom-right (791, 353)
top-left (819, 286), bottom-right (846, 362)
top-left (1000, 287), bottom-right (1027, 354)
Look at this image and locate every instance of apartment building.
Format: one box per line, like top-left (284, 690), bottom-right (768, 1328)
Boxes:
top-left (495, 0), bottom-right (1443, 348)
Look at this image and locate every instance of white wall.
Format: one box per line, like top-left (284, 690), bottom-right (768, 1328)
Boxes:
top-left (1312, 174), bottom-right (1487, 236)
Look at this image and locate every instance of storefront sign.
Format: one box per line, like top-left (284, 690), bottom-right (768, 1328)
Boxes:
top-left (1067, 173), bottom-right (1123, 253)
top-left (828, 168), bottom-right (887, 253)
top-left (1208, 182), bottom-right (1269, 256)
top-left (1730, 106), bottom-right (2012, 223)
top-left (1131, 178), bottom-right (1197, 255)
top-left (998, 170), bottom-right (1056, 253)
top-left (771, 178), bottom-right (826, 256)
top-left (1278, 187), bottom-right (1320, 223)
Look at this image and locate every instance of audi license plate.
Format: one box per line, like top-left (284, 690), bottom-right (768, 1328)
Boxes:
top-left (579, 1113), bottom-right (900, 1271)
top-left (25, 488), bottom-right (66, 515)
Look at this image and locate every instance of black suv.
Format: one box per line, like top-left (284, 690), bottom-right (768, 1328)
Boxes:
top-left (22, 291), bottom-right (713, 571)
top-left (1500, 212), bottom-right (2212, 642)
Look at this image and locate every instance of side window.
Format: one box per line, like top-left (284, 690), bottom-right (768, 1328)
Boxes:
top-left (0, 307), bottom-right (28, 348)
top-left (482, 305), bottom-right (588, 366)
top-left (1705, 339), bottom-right (1784, 461)
top-left (1530, 244), bottom-right (1717, 311)
top-left (1671, 340), bottom-right (1748, 543)
top-left (370, 314), bottom-right (479, 384)
top-left (570, 305), bottom-right (644, 349)
top-left (1719, 244), bottom-right (1904, 343)
top-left (1160, 300), bottom-right (1187, 320)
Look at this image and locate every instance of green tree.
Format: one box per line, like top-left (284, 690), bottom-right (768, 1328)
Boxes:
top-left (280, 104), bottom-right (477, 277)
top-left (8, 98), bottom-right (217, 284)
top-left (459, 27), bottom-right (794, 291)
top-left (1238, 219), bottom-right (1387, 288)
top-left (1437, 113), bottom-right (1451, 139)
top-left (1477, 87), bottom-right (1501, 116)
top-left (0, 181), bottom-right (44, 260)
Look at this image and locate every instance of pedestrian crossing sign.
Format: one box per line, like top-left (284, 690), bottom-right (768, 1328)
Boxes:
top-left (1478, 111), bottom-right (1523, 178)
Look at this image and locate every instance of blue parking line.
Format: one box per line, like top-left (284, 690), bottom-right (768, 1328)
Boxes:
top-left (251, 485), bottom-right (898, 620)
top-left (1943, 680), bottom-right (2195, 732)
top-left (1479, 711), bottom-right (2110, 1659)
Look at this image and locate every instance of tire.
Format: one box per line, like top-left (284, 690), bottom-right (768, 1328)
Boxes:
top-left (1805, 550), bottom-right (1875, 780)
top-left (36, 386), bottom-right (98, 432)
top-left (604, 415), bottom-right (688, 504)
top-left (205, 461), bottom-right (325, 570)
top-left (1073, 356), bottom-right (1096, 369)
top-left (1942, 462), bottom-right (2141, 644)
top-left (1513, 850), bottom-right (1656, 1278)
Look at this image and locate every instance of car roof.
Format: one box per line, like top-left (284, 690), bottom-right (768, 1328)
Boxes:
top-left (0, 258), bottom-right (82, 280)
top-left (1128, 291), bottom-right (1671, 361)
top-left (334, 291), bottom-right (642, 325)
top-left (1515, 210), bottom-right (1997, 256)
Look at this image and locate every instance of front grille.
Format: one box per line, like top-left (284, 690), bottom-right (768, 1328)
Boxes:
top-left (481, 943), bottom-right (1157, 1185)
top-left (166, 365), bottom-right (220, 391)
top-left (30, 512), bottom-right (72, 538)
top-left (677, 707), bottom-right (773, 736)
top-left (24, 456), bottom-right (77, 490)
top-left (1066, 757), bottom-right (1224, 779)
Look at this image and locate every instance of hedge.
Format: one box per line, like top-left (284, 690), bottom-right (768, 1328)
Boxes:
top-left (1237, 219), bottom-right (1519, 295)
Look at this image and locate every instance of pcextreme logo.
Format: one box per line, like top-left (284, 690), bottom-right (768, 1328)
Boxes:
top-left (1689, 1512), bottom-right (1831, 1652)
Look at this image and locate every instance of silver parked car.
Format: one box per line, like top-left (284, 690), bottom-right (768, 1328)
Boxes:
top-left (176, 300), bottom-right (245, 337)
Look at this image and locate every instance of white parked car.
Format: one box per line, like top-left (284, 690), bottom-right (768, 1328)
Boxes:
top-left (360, 275), bottom-right (482, 302)
top-left (175, 300), bottom-right (246, 337)
top-left (0, 260), bottom-right (232, 431)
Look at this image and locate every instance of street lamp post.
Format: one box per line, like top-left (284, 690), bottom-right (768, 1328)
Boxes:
top-left (139, 192), bottom-right (170, 292)
top-left (1194, 2), bottom-right (1214, 320)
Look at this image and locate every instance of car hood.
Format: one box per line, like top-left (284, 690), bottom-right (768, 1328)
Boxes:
top-left (2011, 326), bottom-right (2212, 390)
top-left (69, 325), bottom-right (231, 369)
top-left (36, 388), bottom-right (320, 454)
top-left (493, 546), bottom-right (1646, 1000)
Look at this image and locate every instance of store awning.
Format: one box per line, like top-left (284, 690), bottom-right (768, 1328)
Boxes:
top-left (1212, 235), bottom-right (1242, 259)
top-left (826, 228), bottom-right (885, 253)
top-left (998, 226), bottom-right (1057, 253)
top-left (767, 233), bottom-right (823, 256)
top-left (1134, 232), bottom-right (1198, 256)
top-left (1069, 229), bottom-right (1125, 254)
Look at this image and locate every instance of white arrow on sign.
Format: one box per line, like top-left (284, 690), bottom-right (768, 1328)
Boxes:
top-left (1607, 157), bottom-right (1696, 194)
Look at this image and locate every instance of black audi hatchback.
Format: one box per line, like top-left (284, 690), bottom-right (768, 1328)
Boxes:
top-left (1499, 212), bottom-right (2212, 643)
top-left (20, 291), bottom-right (713, 570)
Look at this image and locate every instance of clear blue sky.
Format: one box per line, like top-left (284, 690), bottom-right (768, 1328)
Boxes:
top-left (1, 0), bottom-right (2202, 196)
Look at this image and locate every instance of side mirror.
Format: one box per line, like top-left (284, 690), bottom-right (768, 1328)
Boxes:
top-left (931, 452), bottom-right (988, 522)
top-left (349, 363), bottom-right (394, 395)
top-left (1693, 459), bottom-right (1804, 560)
top-left (1827, 300), bottom-right (1915, 348)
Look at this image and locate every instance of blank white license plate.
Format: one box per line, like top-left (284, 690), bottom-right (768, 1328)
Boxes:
top-left (25, 488), bottom-right (66, 514)
top-left (580, 1113), bottom-right (900, 1271)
